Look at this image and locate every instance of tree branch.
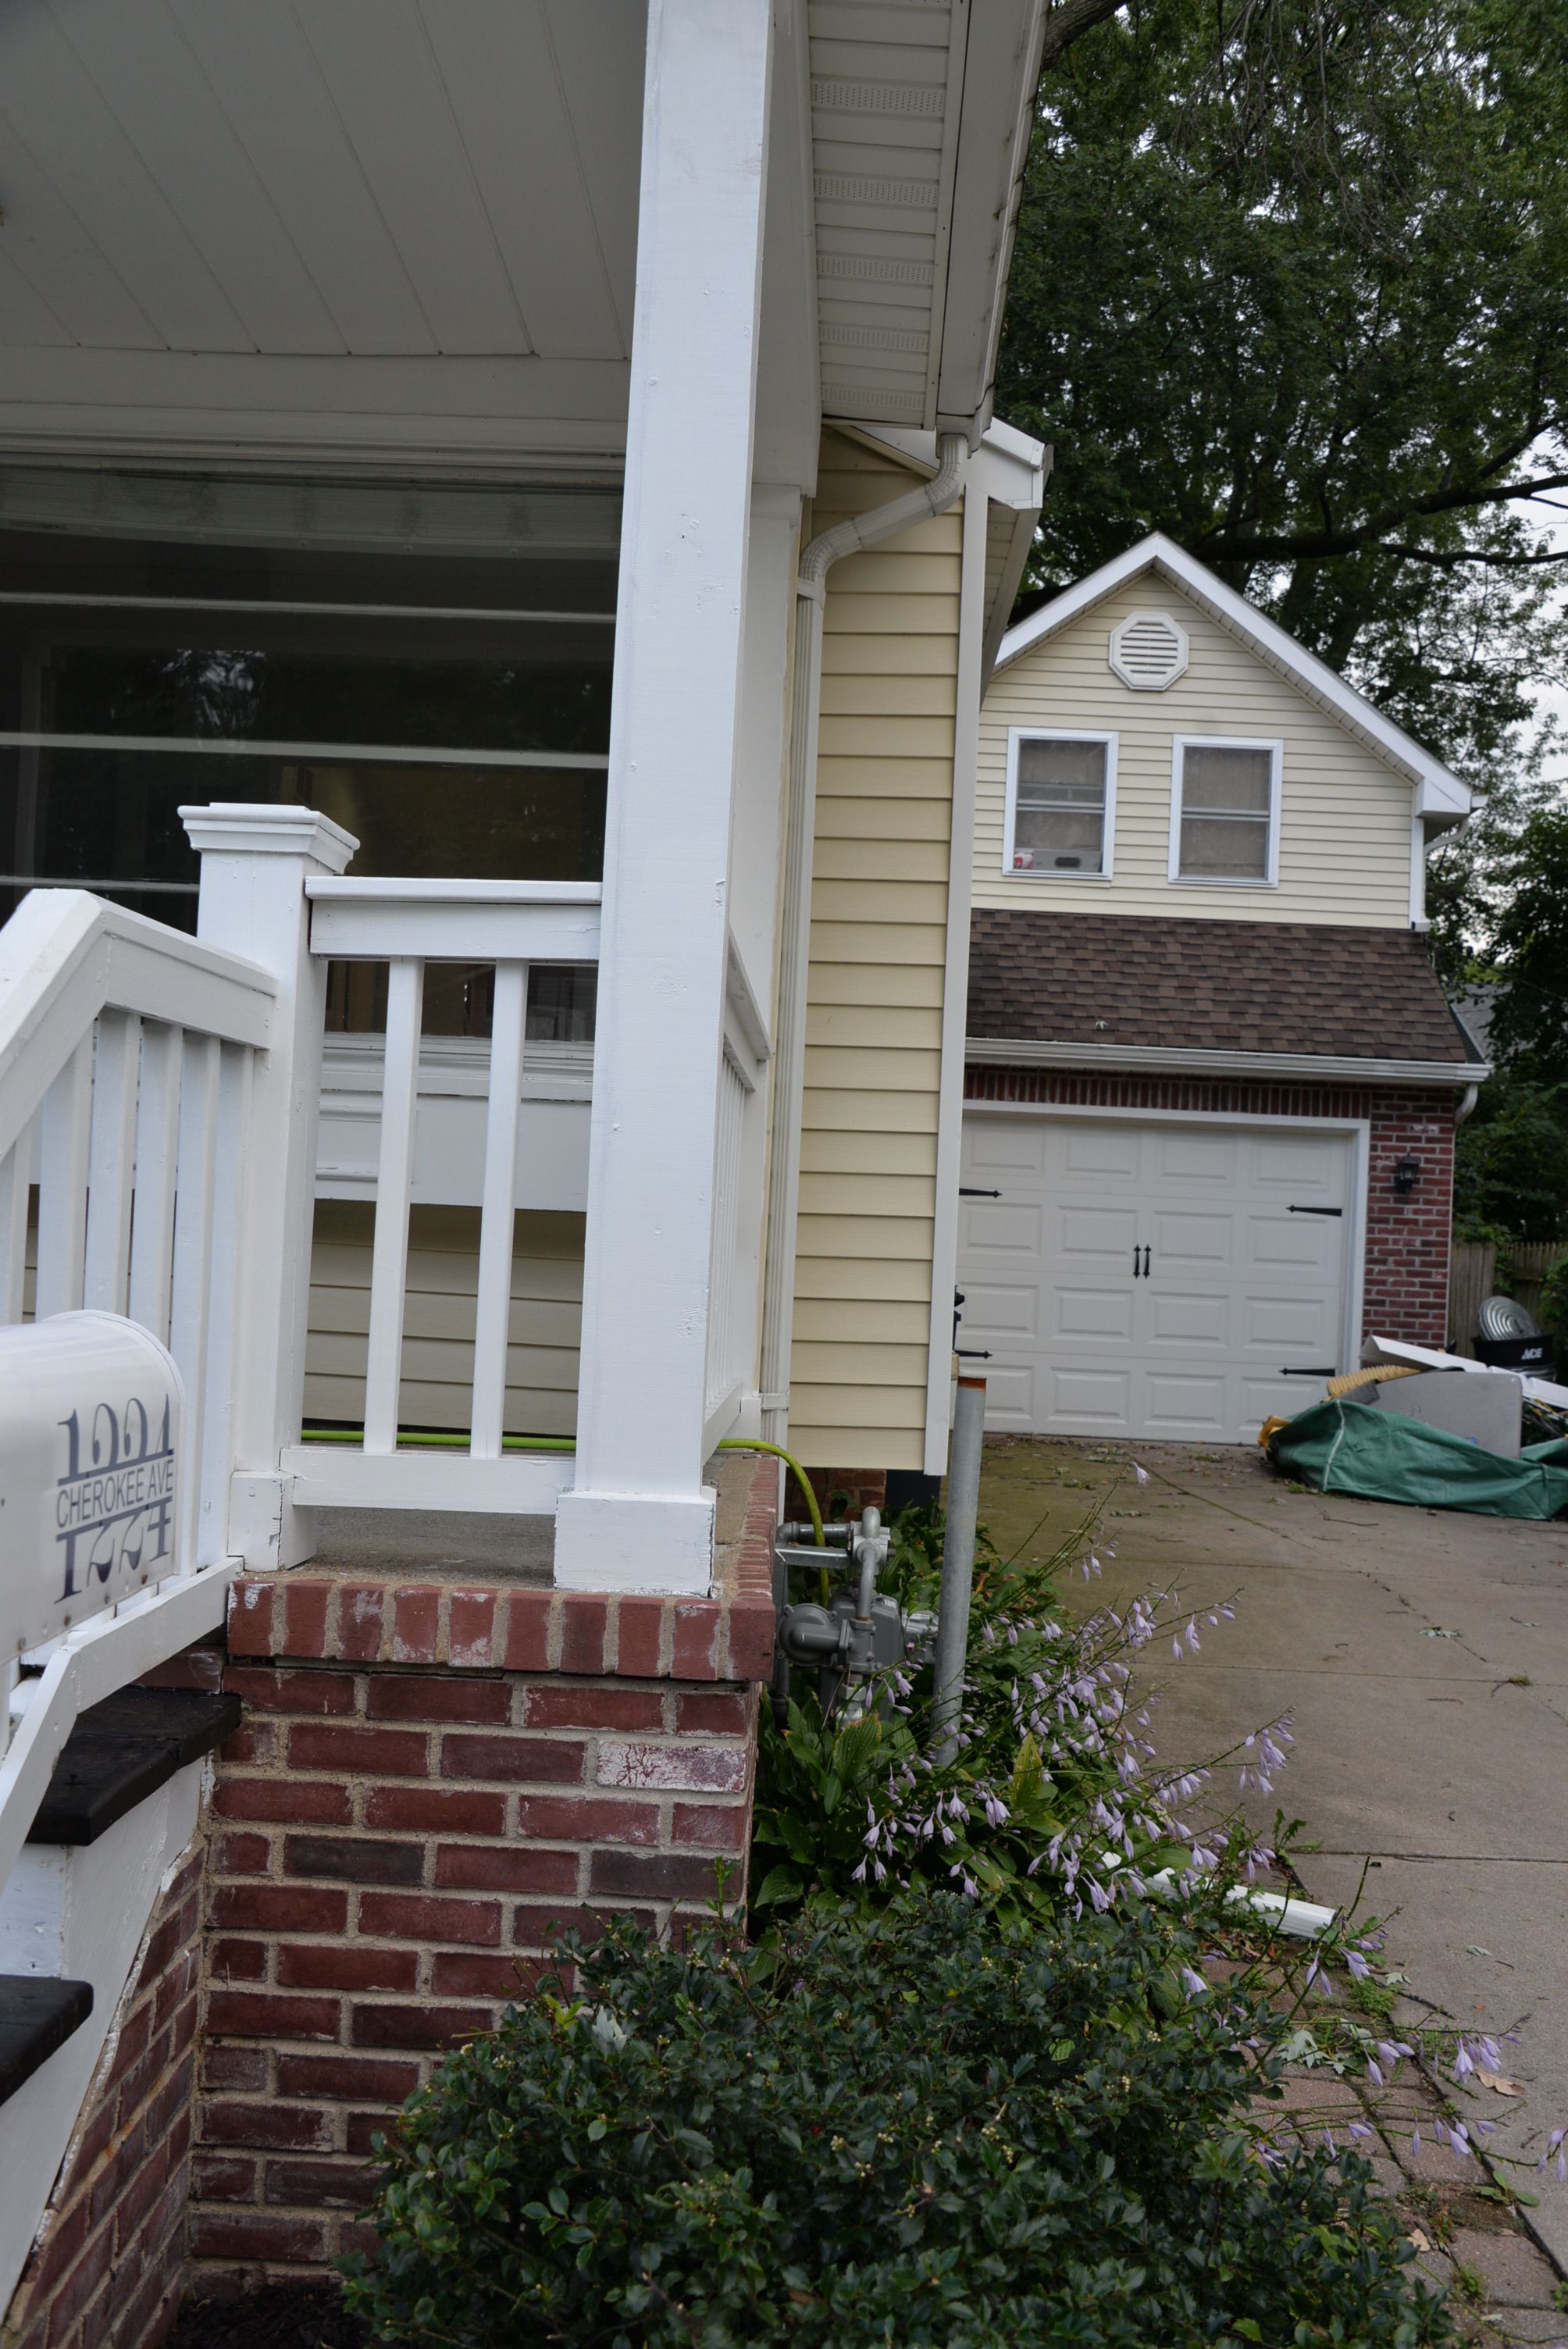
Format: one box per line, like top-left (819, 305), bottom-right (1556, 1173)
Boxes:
top-left (1199, 469), bottom-right (1568, 565)
top-left (1038, 0), bottom-right (1129, 73)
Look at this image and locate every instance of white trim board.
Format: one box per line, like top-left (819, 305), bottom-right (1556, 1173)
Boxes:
top-left (961, 1095), bottom-right (1370, 1406)
top-left (965, 1038), bottom-right (1490, 1087)
top-left (996, 533), bottom-right (1472, 822)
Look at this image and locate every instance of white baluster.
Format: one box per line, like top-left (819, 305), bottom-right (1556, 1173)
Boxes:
top-left (0, 1120), bottom-right (34, 1325)
top-left (128, 1021), bottom-right (184, 1342)
top-left (169, 1034), bottom-right (220, 1575)
top-left (471, 961), bottom-right (529, 1459)
top-left (363, 959), bottom-right (423, 1456)
top-left (36, 1042), bottom-right (92, 1318)
top-left (83, 1009), bottom-right (141, 1314)
top-left (194, 1041), bottom-right (251, 1569)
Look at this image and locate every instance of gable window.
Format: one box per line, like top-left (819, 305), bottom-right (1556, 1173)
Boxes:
top-left (1170, 737), bottom-right (1281, 885)
top-left (1004, 729), bottom-right (1115, 877)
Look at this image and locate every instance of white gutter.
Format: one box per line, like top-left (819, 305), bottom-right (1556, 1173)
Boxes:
top-left (965, 1036), bottom-right (1492, 1089)
top-left (759, 433), bottom-right (970, 1438)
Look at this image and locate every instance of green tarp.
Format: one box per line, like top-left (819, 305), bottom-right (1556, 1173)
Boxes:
top-left (1269, 1398), bottom-right (1568, 1520)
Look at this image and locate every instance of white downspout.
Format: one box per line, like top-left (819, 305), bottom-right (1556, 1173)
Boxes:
top-left (759, 433), bottom-right (970, 1447)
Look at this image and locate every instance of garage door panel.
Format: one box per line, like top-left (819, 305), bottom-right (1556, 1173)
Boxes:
top-left (960, 1281), bottom-right (1037, 1337)
top-left (1254, 1135), bottom-right (1342, 1190)
top-left (964, 1202), bottom-right (1042, 1253)
top-left (1244, 1214), bottom-right (1340, 1274)
top-left (1060, 1204), bottom-right (1139, 1259)
top-left (1242, 1292), bottom-right (1339, 1352)
top-left (1143, 1373), bottom-right (1228, 1436)
top-left (1156, 1130), bottom-right (1235, 1182)
top-left (981, 1364), bottom-right (1037, 1426)
top-left (969, 1121), bottom-right (1048, 1174)
top-left (1150, 1210), bottom-right (1234, 1267)
top-left (1146, 1291), bottom-right (1228, 1346)
top-left (1055, 1285), bottom-right (1134, 1342)
top-left (1049, 1365), bottom-right (1132, 1430)
top-left (958, 1111), bottom-right (1353, 1444)
top-left (1061, 1126), bottom-right (1140, 1178)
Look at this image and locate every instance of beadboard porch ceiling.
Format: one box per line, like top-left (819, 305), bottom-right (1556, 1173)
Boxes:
top-left (0, 0), bottom-right (1043, 472)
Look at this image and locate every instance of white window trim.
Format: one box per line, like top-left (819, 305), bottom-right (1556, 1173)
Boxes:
top-left (1002, 725), bottom-right (1117, 882)
top-left (1168, 734), bottom-right (1282, 888)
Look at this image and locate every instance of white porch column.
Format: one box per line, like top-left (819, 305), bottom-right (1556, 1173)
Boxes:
top-left (180, 803), bottom-right (357, 1569)
top-left (554, 0), bottom-right (772, 1595)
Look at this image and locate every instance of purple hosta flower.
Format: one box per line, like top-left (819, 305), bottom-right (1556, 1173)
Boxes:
top-left (1006, 1621), bottom-right (1020, 1647)
top-left (1185, 1619), bottom-right (1201, 1653)
top-left (1089, 1553), bottom-right (1103, 1577)
top-left (1345, 1949), bottom-right (1372, 1983)
top-left (891, 1670), bottom-right (913, 1698)
top-left (1347, 2121), bottom-right (1374, 2144)
top-left (1089, 1877), bottom-right (1114, 1913)
top-left (1172, 1638), bottom-right (1185, 1661)
top-left (871, 1859), bottom-right (886, 1884)
top-left (939, 1822), bottom-right (956, 1848)
top-left (1304, 1957), bottom-right (1336, 2000)
top-left (1321, 2130), bottom-right (1337, 2154)
top-left (851, 1858), bottom-right (868, 1883)
top-left (946, 1794), bottom-right (969, 1822)
top-left (1411, 2124), bottom-right (1420, 2158)
top-left (1377, 2041), bottom-right (1413, 2072)
top-left (982, 1790), bottom-right (1010, 1828)
top-left (1134, 1463), bottom-right (1149, 1485)
top-left (1180, 1966), bottom-right (1208, 1999)
top-left (1366, 2058), bottom-right (1384, 2087)
top-left (1081, 1559), bottom-right (1093, 1582)
top-left (1454, 2042), bottom-right (1474, 2079)
top-left (981, 1620), bottom-right (996, 1648)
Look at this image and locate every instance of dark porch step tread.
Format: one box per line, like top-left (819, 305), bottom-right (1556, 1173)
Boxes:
top-left (0, 1977), bottom-right (93, 2108)
top-left (28, 1688), bottom-right (242, 1848)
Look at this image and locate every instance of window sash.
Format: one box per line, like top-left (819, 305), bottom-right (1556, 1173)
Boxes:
top-left (1010, 736), bottom-right (1110, 875)
top-left (1174, 743), bottom-right (1276, 882)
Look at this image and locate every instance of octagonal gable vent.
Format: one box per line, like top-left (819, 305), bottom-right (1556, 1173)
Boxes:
top-left (1109, 609), bottom-right (1188, 691)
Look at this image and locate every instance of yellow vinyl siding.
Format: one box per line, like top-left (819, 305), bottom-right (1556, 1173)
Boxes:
top-left (789, 429), bottom-right (963, 1470)
top-left (975, 576), bottom-right (1413, 926)
top-left (305, 1202), bottom-right (583, 1438)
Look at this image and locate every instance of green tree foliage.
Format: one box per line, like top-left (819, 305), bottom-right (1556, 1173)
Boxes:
top-left (1484, 804), bottom-right (1568, 1082)
top-left (344, 1898), bottom-right (1453, 2348)
top-left (1002, 0), bottom-right (1568, 773)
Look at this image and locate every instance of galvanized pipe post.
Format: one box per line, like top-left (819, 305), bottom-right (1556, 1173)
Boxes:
top-left (932, 1373), bottom-right (985, 1765)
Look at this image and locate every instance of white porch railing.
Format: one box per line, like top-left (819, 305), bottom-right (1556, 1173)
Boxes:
top-left (283, 877), bottom-right (600, 1519)
top-left (0, 886), bottom-right (276, 1574)
top-left (0, 886), bottom-right (280, 2301)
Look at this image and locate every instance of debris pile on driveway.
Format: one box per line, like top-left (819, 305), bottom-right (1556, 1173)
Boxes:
top-left (1261, 1324), bottom-right (1568, 1519)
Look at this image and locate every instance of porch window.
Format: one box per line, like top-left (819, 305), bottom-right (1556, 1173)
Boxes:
top-left (1171, 738), bottom-right (1281, 884)
top-left (1005, 730), bottom-right (1115, 876)
top-left (0, 470), bottom-right (619, 936)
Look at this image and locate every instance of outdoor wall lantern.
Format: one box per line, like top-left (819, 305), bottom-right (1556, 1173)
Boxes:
top-left (1391, 1154), bottom-right (1421, 1196)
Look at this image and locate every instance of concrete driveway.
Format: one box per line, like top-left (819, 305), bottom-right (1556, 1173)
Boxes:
top-left (976, 1435), bottom-right (1568, 2267)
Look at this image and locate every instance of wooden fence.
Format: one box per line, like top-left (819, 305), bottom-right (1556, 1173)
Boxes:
top-left (1449, 1238), bottom-right (1568, 1349)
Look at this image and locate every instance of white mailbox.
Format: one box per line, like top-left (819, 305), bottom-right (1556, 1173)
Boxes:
top-left (0, 1313), bottom-right (184, 1662)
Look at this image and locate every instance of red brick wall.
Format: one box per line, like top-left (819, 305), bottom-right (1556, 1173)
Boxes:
top-left (184, 1455), bottom-right (777, 2300)
top-left (965, 1068), bottom-right (1459, 1349)
top-left (6, 1840), bottom-right (205, 2349)
top-left (1362, 1088), bottom-right (1456, 1347)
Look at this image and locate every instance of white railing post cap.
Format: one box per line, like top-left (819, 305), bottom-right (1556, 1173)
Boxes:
top-left (179, 802), bottom-right (359, 870)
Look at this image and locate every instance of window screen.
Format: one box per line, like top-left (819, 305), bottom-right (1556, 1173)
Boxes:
top-left (1011, 736), bottom-right (1108, 873)
top-left (1177, 743), bottom-right (1273, 879)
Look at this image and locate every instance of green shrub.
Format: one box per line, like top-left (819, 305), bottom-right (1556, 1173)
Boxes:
top-left (753, 1488), bottom-right (1263, 1927)
top-left (344, 1895), bottom-right (1452, 2348)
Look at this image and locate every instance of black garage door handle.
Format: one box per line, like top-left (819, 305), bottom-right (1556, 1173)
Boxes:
top-left (1281, 1366), bottom-right (1338, 1376)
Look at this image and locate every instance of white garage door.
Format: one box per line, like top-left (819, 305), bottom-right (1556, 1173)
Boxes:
top-left (957, 1113), bottom-right (1355, 1443)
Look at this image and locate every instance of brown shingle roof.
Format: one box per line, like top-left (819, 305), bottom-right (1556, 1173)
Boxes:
top-left (966, 910), bottom-right (1478, 1066)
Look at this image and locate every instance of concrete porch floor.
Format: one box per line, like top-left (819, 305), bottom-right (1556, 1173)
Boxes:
top-left (975, 1434), bottom-right (1568, 2272)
